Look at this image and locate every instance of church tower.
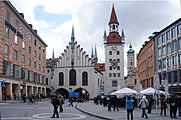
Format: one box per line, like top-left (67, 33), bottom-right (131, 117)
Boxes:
top-left (127, 43), bottom-right (135, 72)
top-left (104, 5), bottom-right (125, 92)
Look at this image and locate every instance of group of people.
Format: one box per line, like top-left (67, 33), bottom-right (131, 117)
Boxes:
top-left (50, 95), bottom-right (65, 118)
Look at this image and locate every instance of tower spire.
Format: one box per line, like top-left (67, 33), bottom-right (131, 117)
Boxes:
top-left (71, 25), bottom-right (75, 44)
top-left (109, 4), bottom-right (119, 25)
top-left (52, 48), bottom-right (55, 66)
top-left (91, 46), bottom-right (94, 59)
top-left (94, 45), bottom-right (98, 60)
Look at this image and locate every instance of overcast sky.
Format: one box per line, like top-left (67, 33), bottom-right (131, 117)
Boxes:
top-left (10, 0), bottom-right (180, 75)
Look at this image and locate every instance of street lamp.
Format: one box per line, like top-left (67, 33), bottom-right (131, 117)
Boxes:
top-left (82, 89), bottom-right (86, 101)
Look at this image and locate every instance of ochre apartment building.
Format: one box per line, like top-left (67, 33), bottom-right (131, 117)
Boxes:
top-left (137, 37), bottom-right (155, 88)
top-left (0, 1), bottom-right (47, 100)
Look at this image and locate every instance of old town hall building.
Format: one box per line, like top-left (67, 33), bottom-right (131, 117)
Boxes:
top-left (46, 5), bottom-right (125, 99)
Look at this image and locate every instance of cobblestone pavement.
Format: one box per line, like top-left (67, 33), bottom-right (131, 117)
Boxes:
top-left (76, 101), bottom-right (181, 120)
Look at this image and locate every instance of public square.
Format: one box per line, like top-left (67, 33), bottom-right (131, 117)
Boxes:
top-left (0, 99), bottom-right (181, 120)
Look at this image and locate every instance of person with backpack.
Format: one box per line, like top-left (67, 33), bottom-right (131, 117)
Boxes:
top-left (51, 96), bottom-right (60, 118)
top-left (138, 95), bottom-right (149, 119)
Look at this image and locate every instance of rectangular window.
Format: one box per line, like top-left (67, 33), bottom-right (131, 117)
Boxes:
top-left (15, 20), bottom-right (19, 30)
top-left (117, 51), bottom-right (120, 55)
top-left (109, 51), bottom-right (112, 55)
top-left (158, 48), bottom-right (162, 57)
top-left (34, 61), bottom-right (36, 69)
top-left (29, 46), bottom-right (31, 54)
top-left (22, 54), bottom-right (25, 63)
top-left (14, 35), bottom-right (18, 44)
top-left (109, 73), bottom-right (112, 77)
top-left (178, 24), bottom-right (181, 35)
top-left (4, 44), bottom-right (9, 55)
top-left (5, 27), bottom-right (10, 38)
top-left (117, 59), bottom-right (120, 63)
top-left (157, 36), bottom-right (162, 45)
top-left (173, 41), bottom-right (177, 52)
top-left (14, 50), bottom-right (18, 60)
top-left (162, 46), bottom-right (166, 55)
top-left (167, 57), bottom-right (171, 68)
top-left (112, 80), bottom-right (117, 87)
top-left (117, 66), bottom-right (120, 70)
top-left (29, 34), bottom-right (32, 41)
top-left (28, 58), bottom-right (31, 66)
top-left (162, 58), bottom-right (166, 69)
top-left (178, 54), bottom-right (181, 65)
top-left (22, 28), bottom-right (26, 37)
top-left (158, 60), bottom-right (162, 70)
top-left (162, 34), bottom-right (166, 43)
top-left (3, 60), bottom-right (11, 76)
top-left (113, 73), bottom-right (116, 77)
top-left (171, 27), bottom-right (176, 38)
top-left (28, 70), bottom-right (32, 81)
top-left (13, 64), bottom-right (20, 78)
top-left (179, 39), bottom-right (181, 49)
top-left (118, 73), bottom-right (120, 77)
top-left (166, 30), bottom-right (171, 41)
top-left (6, 10), bottom-right (10, 22)
top-left (46, 78), bottom-right (48, 85)
top-left (21, 68), bottom-right (26, 80)
top-left (38, 64), bottom-right (41, 71)
top-left (22, 41), bottom-right (25, 49)
top-left (167, 44), bottom-right (171, 53)
top-left (109, 59), bottom-right (112, 63)
top-left (172, 56), bottom-right (177, 66)
top-left (109, 66), bottom-right (112, 70)
top-left (34, 72), bottom-right (37, 82)
top-left (34, 50), bottom-right (36, 58)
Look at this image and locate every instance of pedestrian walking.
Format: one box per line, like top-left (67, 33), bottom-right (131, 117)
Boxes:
top-left (126, 96), bottom-right (134, 120)
top-left (112, 95), bottom-right (119, 111)
top-left (107, 96), bottom-right (111, 111)
top-left (58, 95), bottom-right (64, 112)
top-left (147, 96), bottom-right (153, 114)
top-left (138, 95), bottom-right (149, 119)
top-left (160, 96), bottom-right (167, 116)
top-left (68, 97), bottom-right (74, 107)
top-left (51, 96), bottom-right (60, 118)
top-left (177, 95), bottom-right (181, 116)
top-left (169, 95), bottom-right (177, 119)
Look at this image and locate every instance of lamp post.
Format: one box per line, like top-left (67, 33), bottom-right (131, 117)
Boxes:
top-left (82, 89), bottom-right (86, 101)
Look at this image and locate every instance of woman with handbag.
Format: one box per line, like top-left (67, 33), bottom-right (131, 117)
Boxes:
top-left (160, 96), bottom-right (167, 116)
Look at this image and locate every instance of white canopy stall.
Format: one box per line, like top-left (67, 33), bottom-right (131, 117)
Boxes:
top-left (140, 87), bottom-right (165, 95)
top-left (111, 87), bottom-right (137, 97)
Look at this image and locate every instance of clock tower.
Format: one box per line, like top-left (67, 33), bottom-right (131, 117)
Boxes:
top-left (104, 5), bottom-right (125, 93)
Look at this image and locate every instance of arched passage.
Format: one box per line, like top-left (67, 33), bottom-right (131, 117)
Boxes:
top-left (55, 88), bottom-right (69, 98)
top-left (74, 87), bottom-right (89, 100)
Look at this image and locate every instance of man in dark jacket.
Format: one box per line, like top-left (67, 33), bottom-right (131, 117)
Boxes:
top-left (169, 95), bottom-right (177, 119)
top-left (51, 96), bottom-right (60, 118)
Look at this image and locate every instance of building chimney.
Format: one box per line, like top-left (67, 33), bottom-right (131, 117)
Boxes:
top-left (28, 24), bottom-right (33, 28)
top-left (19, 13), bottom-right (24, 18)
top-left (33, 30), bottom-right (37, 34)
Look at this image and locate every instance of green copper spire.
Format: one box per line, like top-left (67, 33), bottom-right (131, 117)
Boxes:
top-left (71, 25), bottom-right (75, 44)
top-left (52, 48), bottom-right (55, 65)
top-left (94, 45), bottom-right (98, 60)
top-left (127, 43), bottom-right (135, 54)
top-left (91, 46), bottom-right (94, 59)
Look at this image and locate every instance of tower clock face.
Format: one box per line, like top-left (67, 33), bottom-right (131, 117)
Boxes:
top-left (112, 45), bottom-right (117, 51)
top-left (111, 59), bottom-right (118, 69)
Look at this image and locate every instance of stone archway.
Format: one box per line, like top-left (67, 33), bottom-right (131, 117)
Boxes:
top-left (55, 88), bottom-right (69, 98)
top-left (74, 87), bottom-right (89, 100)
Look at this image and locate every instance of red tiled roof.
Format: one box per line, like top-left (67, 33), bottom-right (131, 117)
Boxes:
top-left (97, 63), bottom-right (105, 71)
top-left (107, 32), bottom-right (122, 43)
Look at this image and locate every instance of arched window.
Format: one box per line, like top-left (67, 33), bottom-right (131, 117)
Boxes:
top-left (59, 72), bottom-right (64, 86)
top-left (82, 71), bottom-right (88, 86)
top-left (69, 69), bottom-right (76, 85)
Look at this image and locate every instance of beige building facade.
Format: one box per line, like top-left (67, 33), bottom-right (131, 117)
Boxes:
top-left (0, 1), bottom-right (47, 100)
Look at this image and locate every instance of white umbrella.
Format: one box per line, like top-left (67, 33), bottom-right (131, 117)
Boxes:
top-left (112, 87), bottom-right (137, 97)
top-left (154, 73), bottom-right (160, 111)
top-left (140, 87), bottom-right (165, 95)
